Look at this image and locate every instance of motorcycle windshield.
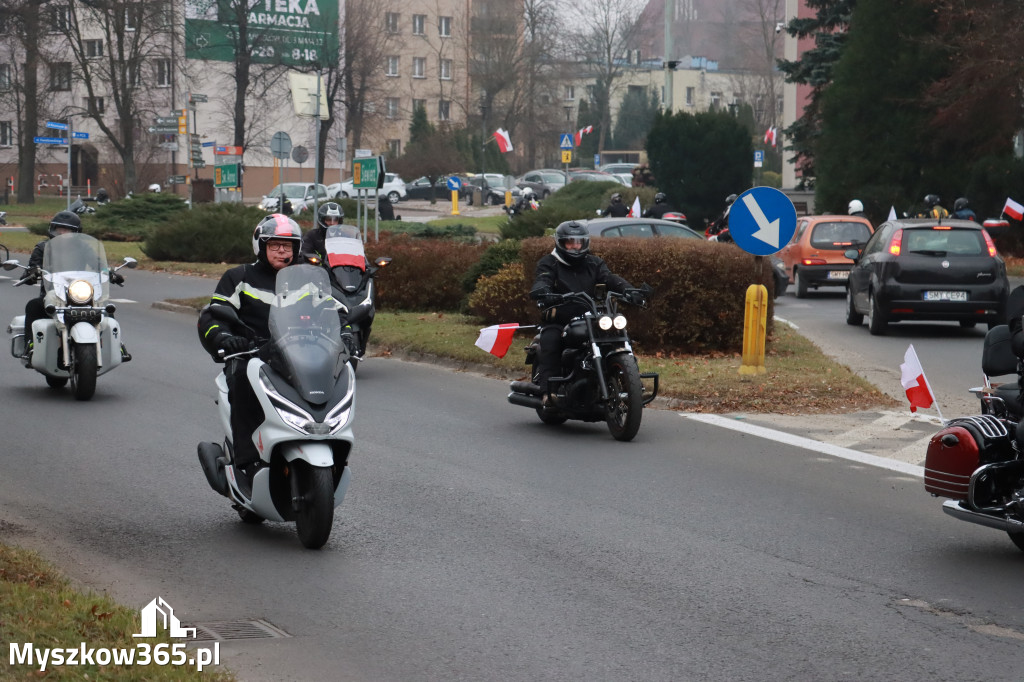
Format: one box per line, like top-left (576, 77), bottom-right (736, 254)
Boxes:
top-left (41, 232), bottom-right (110, 304)
top-left (324, 225), bottom-right (366, 271)
top-left (266, 265), bottom-right (346, 404)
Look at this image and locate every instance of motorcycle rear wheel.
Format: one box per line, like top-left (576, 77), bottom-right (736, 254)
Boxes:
top-left (70, 343), bottom-right (97, 401)
top-left (605, 355), bottom-right (643, 441)
top-left (294, 462), bottom-right (335, 550)
top-left (1008, 532), bottom-right (1024, 553)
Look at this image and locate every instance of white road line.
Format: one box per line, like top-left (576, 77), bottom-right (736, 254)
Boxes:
top-left (108, 298), bottom-right (136, 303)
top-left (829, 411), bottom-right (916, 447)
top-left (683, 412), bottom-right (924, 477)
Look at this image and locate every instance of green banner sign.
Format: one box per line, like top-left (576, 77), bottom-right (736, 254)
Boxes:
top-left (184, 0), bottom-right (339, 66)
top-left (214, 163), bottom-right (239, 188)
top-left (352, 157), bottom-right (384, 190)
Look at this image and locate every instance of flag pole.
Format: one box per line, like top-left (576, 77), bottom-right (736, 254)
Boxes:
top-left (920, 370), bottom-right (946, 424)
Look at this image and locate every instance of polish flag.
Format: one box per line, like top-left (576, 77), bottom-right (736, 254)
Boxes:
top-left (764, 126), bottom-right (777, 147)
top-left (900, 344), bottom-right (935, 413)
top-left (1002, 197), bottom-right (1024, 221)
top-left (475, 323), bottom-right (519, 358)
top-left (629, 196), bottom-right (641, 218)
top-left (573, 125), bottom-right (594, 146)
top-left (494, 128), bottom-right (514, 153)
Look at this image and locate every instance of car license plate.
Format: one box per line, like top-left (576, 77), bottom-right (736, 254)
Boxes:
top-left (924, 291), bottom-right (967, 301)
top-left (827, 270), bottom-right (849, 280)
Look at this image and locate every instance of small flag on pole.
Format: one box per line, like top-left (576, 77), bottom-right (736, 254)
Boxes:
top-left (494, 128), bottom-right (514, 153)
top-left (900, 344), bottom-right (942, 420)
top-left (629, 196), bottom-right (641, 218)
top-left (888, 206), bottom-right (897, 220)
top-left (573, 125), bottom-right (594, 146)
top-left (764, 126), bottom-right (777, 147)
top-left (1002, 197), bottom-right (1024, 221)
top-left (475, 323), bottom-right (519, 358)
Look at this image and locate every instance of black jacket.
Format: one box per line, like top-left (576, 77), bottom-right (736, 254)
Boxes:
top-left (300, 226), bottom-right (327, 262)
top-left (530, 250), bottom-right (631, 325)
top-left (643, 203), bottom-right (675, 219)
top-left (198, 260), bottom-right (280, 357)
top-left (602, 202), bottom-right (629, 217)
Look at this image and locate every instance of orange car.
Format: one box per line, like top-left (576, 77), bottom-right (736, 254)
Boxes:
top-left (779, 215), bottom-right (874, 297)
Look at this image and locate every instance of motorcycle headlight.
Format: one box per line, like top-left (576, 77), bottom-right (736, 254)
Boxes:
top-left (598, 315), bottom-right (613, 330)
top-left (67, 279), bottom-right (93, 305)
top-left (613, 315), bottom-right (627, 330)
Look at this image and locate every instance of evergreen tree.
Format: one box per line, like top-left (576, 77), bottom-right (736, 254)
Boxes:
top-left (408, 102), bottom-right (434, 147)
top-left (613, 88), bottom-right (659, 151)
top-left (645, 110), bottom-right (752, 228)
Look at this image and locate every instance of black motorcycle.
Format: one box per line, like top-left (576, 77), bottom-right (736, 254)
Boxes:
top-left (507, 286), bottom-right (658, 441)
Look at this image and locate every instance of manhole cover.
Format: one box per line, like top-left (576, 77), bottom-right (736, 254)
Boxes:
top-left (181, 619), bottom-right (291, 642)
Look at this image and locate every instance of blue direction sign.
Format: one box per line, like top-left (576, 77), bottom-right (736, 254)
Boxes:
top-left (45, 121), bottom-right (68, 131)
top-left (201, 141), bottom-right (215, 147)
top-left (728, 187), bottom-right (797, 257)
top-left (559, 134), bottom-right (574, 149)
top-left (34, 136), bottom-right (67, 145)
top-left (446, 176), bottom-right (462, 191)
top-left (72, 131), bottom-right (89, 140)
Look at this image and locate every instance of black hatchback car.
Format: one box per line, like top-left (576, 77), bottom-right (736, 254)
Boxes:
top-left (844, 218), bottom-right (1009, 335)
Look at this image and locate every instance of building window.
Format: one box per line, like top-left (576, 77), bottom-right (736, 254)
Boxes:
top-left (0, 121), bottom-right (12, 146)
top-left (0, 63), bottom-right (10, 90)
top-left (50, 5), bottom-right (70, 32)
top-left (49, 62), bottom-right (71, 91)
top-left (438, 16), bottom-right (451, 37)
top-left (385, 56), bottom-right (399, 77)
top-left (387, 139), bottom-right (400, 157)
top-left (438, 99), bottom-right (450, 121)
top-left (710, 91), bottom-right (722, 109)
top-left (563, 85), bottom-right (575, 101)
top-left (439, 59), bottom-right (451, 80)
top-left (385, 97), bottom-right (399, 119)
top-left (412, 14), bottom-right (425, 35)
top-left (385, 12), bottom-right (399, 33)
top-left (155, 58), bottom-right (172, 86)
top-left (86, 96), bottom-right (105, 114)
top-left (412, 98), bottom-right (426, 113)
top-left (685, 87), bottom-right (694, 106)
top-left (125, 4), bottom-right (141, 30)
top-left (85, 39), bottom-right (103, 58)
top-left (412, 57), bottom-right (425, 79)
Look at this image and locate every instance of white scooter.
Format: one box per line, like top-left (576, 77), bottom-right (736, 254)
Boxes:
top-left (4, 232), bottom-right (136, 400)
top-left (197, 264), bottom-right (355, 550)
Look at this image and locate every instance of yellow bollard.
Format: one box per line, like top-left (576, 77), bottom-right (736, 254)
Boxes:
top-left (505, 189), bottom-right (512, 207)
top-left (739, 283), bottom-right (768, 375)
top-left (451, 189), bottom-right (460, 215)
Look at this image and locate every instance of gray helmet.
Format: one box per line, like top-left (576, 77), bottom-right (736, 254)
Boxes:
top-left (48, 210), bottom-right (82, 238)
top-left (924, 194), bottom-right (941, 208)
top-left (317, 201), bottom-right (343, 230)
top-left (554, 221), bottom-right (590, 264)
top-left (953, 197), bottom-right (969, 212)
top-left (725, 193), bottom-right (738, 205)
top-left (611, 193), bottom-right (622, 203)
top-left (654, 192), bottom-right (666, 204)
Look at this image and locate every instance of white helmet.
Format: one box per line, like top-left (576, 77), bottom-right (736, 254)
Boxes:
top-left (848, 199), bottom-right (863, 215)
top-left (148, 183), bottom-right (161, 193)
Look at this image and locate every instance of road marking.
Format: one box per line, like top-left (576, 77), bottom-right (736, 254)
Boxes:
top-left (830, 411), bottom-right (914, 447)
top-left (742, 193), bottom-right (780, 247)
top-left (683, 413), bottom-right (924, 477)
top-left (108, 298), bottom-right (136, 303)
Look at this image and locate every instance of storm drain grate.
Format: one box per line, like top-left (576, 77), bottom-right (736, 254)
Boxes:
top-left (181, 619), bottom-right (291, 642)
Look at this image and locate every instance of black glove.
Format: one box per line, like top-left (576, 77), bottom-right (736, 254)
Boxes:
top-left (625, 290), bottom-right (645, 306)
top-left (22, 268), bottom-right (39, 285)
top-left (218, 334), bottom-right (250, 355)
top-left (109, 271), bottom-right (125, 286)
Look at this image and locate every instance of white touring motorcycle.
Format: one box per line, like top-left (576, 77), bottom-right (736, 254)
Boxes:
top-left (197, 265), bottom-right (355, 550)
top-left (5, 232), bottom-right (136, 400)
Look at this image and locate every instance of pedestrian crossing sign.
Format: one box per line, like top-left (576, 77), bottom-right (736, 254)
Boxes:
top-left (559, 134), bottom-right (574, 149)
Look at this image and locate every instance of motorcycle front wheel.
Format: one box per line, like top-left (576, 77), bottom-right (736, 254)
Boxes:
top-left (605, 354), bottom-right (643, 441)
top-left (294, 462), bottom-right (335, 550)
top-left (69, 343), bottom-right (97, 401)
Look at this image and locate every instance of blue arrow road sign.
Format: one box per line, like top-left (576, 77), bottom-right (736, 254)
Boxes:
top-left (72, 131), bottom-right (89, 139)
top-left (45, 121), bottom-right (68, 130)
top-left (446, 176), bottom-right (462, 191)
top-left (728, 187), bottom-right (797, 257)
top-left (559, 134), bottom-right (574, 149)
top-left (34, 136), bottom-right (67, 145)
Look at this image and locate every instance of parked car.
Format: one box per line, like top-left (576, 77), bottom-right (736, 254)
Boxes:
top-left (257, 183), bottom-right (329, 213)
top-left (462, 173), bottom-right (511, 205)
top-left (582, 217), bottom-right (703, 240)
top-left (599, 162), bottom-right (638, 175)
top-left (515, 169), bottom-right (567, 198)
top-left (568, 169), bottom-right (626, 185)
top-left (778, 215), bottom-right (874, 298)
top-left (329, 172), bottom-right (407, 203)
top-left (405, 176), bottom-right (452, 201)
top-left (844, 218), bottom-right (1009, 335)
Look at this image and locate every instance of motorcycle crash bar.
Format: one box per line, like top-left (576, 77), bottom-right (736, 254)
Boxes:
top-left (942, 499), bottom-right (1024, 533)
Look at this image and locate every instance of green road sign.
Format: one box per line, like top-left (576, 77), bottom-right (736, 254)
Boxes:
top-left (352, 156), bottom-right (385, 189)
top-left (214, 163), bottom-right (239, 188)
top-left (168, 175), bottom-right (188, 184)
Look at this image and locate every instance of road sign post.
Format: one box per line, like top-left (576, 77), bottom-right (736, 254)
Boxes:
top-left (270, 131), bottom-right (293, 206)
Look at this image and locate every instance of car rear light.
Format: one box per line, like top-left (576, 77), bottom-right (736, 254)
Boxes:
top-left (889, 229), bottom-right (903, 256)
top-left (982, 229), bottom-right (998, 257)
top-left (801, 258), bottom-right (827, 266)
top-left (932, 225), bottom-right (952, 230)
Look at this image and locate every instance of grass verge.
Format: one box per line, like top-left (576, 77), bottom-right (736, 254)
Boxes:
top-left (0, 543), bottom-right (233, 680)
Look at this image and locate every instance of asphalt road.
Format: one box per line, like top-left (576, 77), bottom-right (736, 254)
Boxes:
top-left (1, 269), bottom-right (1023, 681)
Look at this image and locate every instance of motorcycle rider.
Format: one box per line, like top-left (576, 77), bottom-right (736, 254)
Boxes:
top-left (920, 194), bottom-right (949, 219)
top-left (22, 211), bottom-right (125, 356)
top-left (952, 197), bottom-right (978, 222)
top-left (301, 201), bottom-right (345, 262)
top-left (848, 199), bottom-right (869, 221)
top-left (706, 193), bottom-right (738, 239)
top-left (529, 221), bottom-right (641, 406)
top-left (377, 193), bottom-right (397, 221)
top-left (198, 214), bottom-right (303, 483)
top-left (602, 192), bottom-right (629, 217)
top-left (642, 192), bottom-right (675, 219)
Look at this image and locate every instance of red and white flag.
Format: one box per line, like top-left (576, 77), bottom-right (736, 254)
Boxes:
top-left (887, 206), bottom-right (897, 221)
top-left (1002, 197), bottom-right (1024, 221)
top-left (764, 126), bottom-right (777, 147)
top-left (900, 344), bottom-right (935, 413)
top-left (494, 128), bottom-right (514, 153)
top-left (629, 196), bottom-right (641, 218)
top-left (475, 323), bottom-right (519, 358)
top-left (573, 125), bottom-right (594, 146)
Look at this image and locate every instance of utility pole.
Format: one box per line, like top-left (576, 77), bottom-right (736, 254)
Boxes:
top-left (664, 0), bottom-right (674, 111)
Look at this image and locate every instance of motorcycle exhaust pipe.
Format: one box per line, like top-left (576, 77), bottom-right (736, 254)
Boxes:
top-left (508, 391), bottom-right (542, 409)
top-left (509, 380), bottom-right (542, 396)
top-left (942, 499), bottom-right (1024, 533)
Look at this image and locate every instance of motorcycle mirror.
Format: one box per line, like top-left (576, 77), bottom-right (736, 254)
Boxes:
top-left (122, 257), bottom-right (138, 269)
top-left (375, 257), bottom-right (392, 268)
top-left (2, 259), bottom-right (21, 271)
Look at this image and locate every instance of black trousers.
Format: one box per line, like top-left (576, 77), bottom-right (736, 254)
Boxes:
top-left (535, 325), bottom-right (564, 394)
top-left (225, 358), bottom-right (264, 469)
top-left (24, 296), bottom-right (45, 346)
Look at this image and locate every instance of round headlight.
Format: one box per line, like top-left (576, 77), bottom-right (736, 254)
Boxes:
top-left (613, 315), bottom-right (627, 330)
top-left (598, 315), bottom-right (613, 330)
top-left (68, 280), bottom-right (93, 305)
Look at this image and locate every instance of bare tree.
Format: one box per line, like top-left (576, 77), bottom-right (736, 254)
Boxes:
top-left (341, 0), bottom-right (398, 150)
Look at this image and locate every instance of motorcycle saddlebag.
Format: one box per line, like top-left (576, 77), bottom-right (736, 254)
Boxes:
top-left (924, 415), bottom-right (1014, 500)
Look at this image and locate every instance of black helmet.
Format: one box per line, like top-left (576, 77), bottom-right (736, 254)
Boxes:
top-left (924, 194), bottom-right (941, 208)
top-left (48, 210), bottom-right (82, 238)
top-left (554, 221), bottom-right (590, 264)
top-left (252, 214), bottom-right (301, 264)
top-left (611, 193), bottom-right (622, 203)
top-left (654, 192), bottom-right (666, 204)
top-left (953, 197), bottom-right (969, 212)
top-left (316, 202), bottom-right (343, 230)
top-left (725, 193), bottom-right (738, 205)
